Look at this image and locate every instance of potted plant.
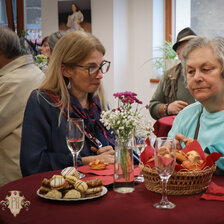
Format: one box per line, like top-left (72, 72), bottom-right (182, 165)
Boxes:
top-left (147, 41), bottom-right (179, 76)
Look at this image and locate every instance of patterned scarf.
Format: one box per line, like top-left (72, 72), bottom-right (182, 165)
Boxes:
top-left (44, 90), bottom-right (115, 151)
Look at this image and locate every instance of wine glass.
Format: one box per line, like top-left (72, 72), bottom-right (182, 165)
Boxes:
top-left (66, 118), bottom-right (85, 178)
top-left (153, 137), bottom-right (176, 209)
top-left (134, 135), bottom-right (147, 182)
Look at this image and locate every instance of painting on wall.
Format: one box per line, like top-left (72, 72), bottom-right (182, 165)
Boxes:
top-left (58, 0), bottom-right (91, 33)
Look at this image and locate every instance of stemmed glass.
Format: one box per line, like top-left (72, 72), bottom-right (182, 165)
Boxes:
top-left (153, 137), bottom-right (176, 209)
top-left (134, 135), bottom-right (147, 182)
top-left (66, 118), bottom-right (85, 178)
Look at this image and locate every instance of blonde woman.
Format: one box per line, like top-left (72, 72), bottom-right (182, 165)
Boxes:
top-left (20, 31), bottom-right (115, 176)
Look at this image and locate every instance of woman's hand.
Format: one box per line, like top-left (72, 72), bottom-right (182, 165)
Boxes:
top-left (82, 146), bottom-right (115, 165)
top-left (168, 100), bottom-right (188, 115)
top-left (174, 133), bottom-right (188, 150)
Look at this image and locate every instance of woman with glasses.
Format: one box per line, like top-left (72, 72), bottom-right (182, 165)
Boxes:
top-left (20, 31), bottom-right (115, 177)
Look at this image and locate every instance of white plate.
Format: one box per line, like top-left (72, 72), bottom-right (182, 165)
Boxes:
top-left (37, 186), bottom-right (108, 201)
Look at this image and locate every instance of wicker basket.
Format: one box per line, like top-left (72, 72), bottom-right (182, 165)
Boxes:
top-left (141, 164), bottom-right (216, 195)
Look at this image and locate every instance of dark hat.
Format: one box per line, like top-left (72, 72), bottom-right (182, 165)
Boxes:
top-left (172, 27), bottom-right (197, 52)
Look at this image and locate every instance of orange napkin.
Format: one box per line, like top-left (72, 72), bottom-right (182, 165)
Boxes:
top-left (201, 182), bottom-right (224, 201)
top-left (78, 164), bottom-right (114, 176)
top-left (78, 164), bottom-right (141, 177)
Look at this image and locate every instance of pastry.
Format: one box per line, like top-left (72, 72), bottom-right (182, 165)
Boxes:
top-left (39, 186), bottom-right (51, 195)
top-left (85, 186), bottom-right (103, 196)
top-left (65, 175), bottom-right (79, 184)
top-left (85, 178), bottom-right (103, 188)
top-left (185, 138), bottom-right (194, 146)
top-left (63, 189), bottom-right (81, 199)
top-left (74, 180), bottom-right (88, 193)
top-left (50, 175), bottom-right (66, 189)
top-left (175, 151), bottom-right (188, 164)
top-left (186, 150), bottom-right (202, 163)
top-left (89, 160), bottom-right (107, 170)
top-left (41, 178), bottom-right (51, 188)
top-left (61, 166), bottom-right (79, 178)
top-left (45, 189), bottom-right (62, 199)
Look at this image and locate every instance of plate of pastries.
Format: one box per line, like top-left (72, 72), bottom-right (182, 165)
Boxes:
top-left (37, 166), bottom-right (107, 201)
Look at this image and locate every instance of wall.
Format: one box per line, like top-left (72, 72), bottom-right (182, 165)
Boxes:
top-left (41, 0), bottom-right (156, 120)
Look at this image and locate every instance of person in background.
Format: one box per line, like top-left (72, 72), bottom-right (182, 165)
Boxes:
top-left (39, 36), bottom-right (50, 60)
top-left (0, 25), bottom-right (44, 186)
top-left (168, 36), bottom-right (224, 175)
top-left (149, 27), bottom-right (197, 120)
top-left (20, 31), bottom-right (115, 177)
top-left (47, 30), bottom-right (67, 56)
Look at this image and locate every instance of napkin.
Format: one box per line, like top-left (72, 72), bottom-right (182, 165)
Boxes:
top-left (78, 164), bottom-right (141, 177)
top-left (78, 164), bottom-right (114, 176)
top-left (182, 140), bottom-right (206, 160)
top-left (201, 182), bottom-right (224, 201)
top-left (140, 138), bottom-right (154, 165)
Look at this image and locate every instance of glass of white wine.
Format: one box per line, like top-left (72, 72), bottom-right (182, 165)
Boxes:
top-left (134, 135), bottom-right (147, 182)
top-left (66, 118), bottom-right (85, 178)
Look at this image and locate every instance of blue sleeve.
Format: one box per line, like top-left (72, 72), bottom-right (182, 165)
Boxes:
top-left (204, 142), bottom-right (224, 172)
top-left (20, 91), bottom-right (73, 177)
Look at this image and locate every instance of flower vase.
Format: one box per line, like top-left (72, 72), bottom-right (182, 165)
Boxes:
top-left (113, 136), bottom-right (135, 193)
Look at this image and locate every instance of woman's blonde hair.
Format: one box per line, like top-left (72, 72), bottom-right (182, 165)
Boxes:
top-left (38, 30), bottom-right (105, 124)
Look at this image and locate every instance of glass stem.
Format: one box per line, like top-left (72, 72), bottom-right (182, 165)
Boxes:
top-left (73, 152), bottom-right (77, 168)
top-left (161, 178), bottom-right (168, 202)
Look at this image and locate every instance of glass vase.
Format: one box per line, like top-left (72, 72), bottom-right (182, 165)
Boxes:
top-left (113, 136), bottom-right (135, 193)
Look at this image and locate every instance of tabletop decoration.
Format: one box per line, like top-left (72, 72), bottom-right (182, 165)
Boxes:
top-left (101, 91), bottom-right (153, 193)
top-left (140, 139), bottom-right (221, 195)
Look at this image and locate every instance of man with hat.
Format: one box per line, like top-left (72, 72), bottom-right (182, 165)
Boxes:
top-left (149, 27), bottom-right (197, 120)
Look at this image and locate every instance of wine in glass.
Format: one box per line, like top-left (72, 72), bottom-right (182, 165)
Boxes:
top-left (66, 118), bottom-right (85, 178)
top-left (153, 137), bottom-right (176, 209)
top-left (134, 135), bottom-right (147, 182)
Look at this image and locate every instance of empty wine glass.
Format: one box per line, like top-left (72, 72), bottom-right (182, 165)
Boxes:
top-left (66, 118), bottom-right (85, 178)
top-left (153, 137), bottom-right (176, 209)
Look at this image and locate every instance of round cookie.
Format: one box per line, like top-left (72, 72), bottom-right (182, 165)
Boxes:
top-left (61, 167), bottom-right (79, 178)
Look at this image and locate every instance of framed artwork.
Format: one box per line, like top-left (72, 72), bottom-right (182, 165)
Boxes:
top-left (58, 0), bottom-right (91, 33)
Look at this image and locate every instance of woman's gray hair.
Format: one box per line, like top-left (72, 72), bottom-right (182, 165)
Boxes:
top-left (48, 30), bottom-right (67, 52)
top-left (182, 36), bottom-right (224, 78)
top-left (0, 25), bottom-right (21, 58)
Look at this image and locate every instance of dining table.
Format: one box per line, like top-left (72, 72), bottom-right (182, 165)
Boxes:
top-left (153, 115), bottom-right (176, 137)
top-left (0, 166), bottom-right (224, 224)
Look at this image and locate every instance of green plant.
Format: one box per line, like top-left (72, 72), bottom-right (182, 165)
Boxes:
top-left (146, 41), bottom-right (177, 74)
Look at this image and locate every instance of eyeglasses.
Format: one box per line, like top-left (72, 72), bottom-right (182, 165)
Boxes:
top-left (75, 60), bottom-right (111, 77)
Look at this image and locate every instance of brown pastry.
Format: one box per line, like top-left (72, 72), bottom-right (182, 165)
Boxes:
top-left (85, 178), bottom-right (103, 188)
top-left (175, 151), bottom-right (188, 164)
top-left (89, 160), bottom-right (107, 170)
top-left (45, 189), bottom-right (62, 199)
top-left (65, 175), bottom-right (79, 185)
top-left (181, 160), bottom-right (199, 171)
top-left (39, 186), bottom-right (51, 195)
top-left (63, 189), bottom-right (81, 199)
top-left (185, 138), bottom-right (194, 146)
top-left (73, 180), bottom-right (88, 193)
top-left (85, 186), bottom-right (103, 197)
top-left (186, 150), bottom-right (202, 163)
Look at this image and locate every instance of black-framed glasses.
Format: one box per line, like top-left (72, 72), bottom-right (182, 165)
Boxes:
top-left (75, 60), bottom-right (111, 77)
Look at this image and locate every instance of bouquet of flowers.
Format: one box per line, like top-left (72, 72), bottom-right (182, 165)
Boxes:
top-left (100, 91), bottom-right (153, 181)
top-left (34, 54), bottom-right (48, 72)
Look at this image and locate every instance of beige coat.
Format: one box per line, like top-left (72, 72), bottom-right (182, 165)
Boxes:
top-left (0, 55), bottom-right (44, 186)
